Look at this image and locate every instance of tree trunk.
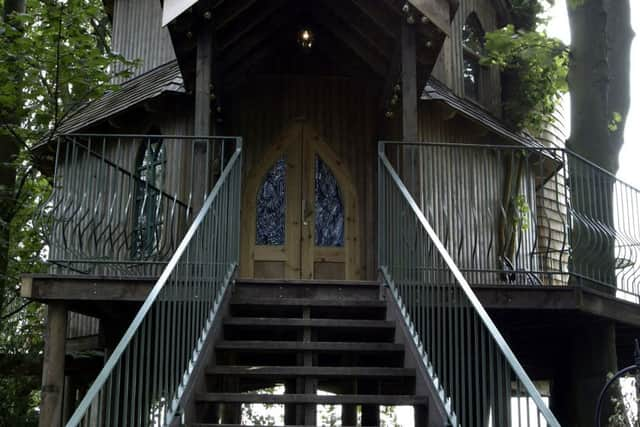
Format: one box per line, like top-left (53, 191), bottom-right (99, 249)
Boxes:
top-left (561, 2), bottom-right (633, 425)
top-left (566, 0), bottom-right (633, 292)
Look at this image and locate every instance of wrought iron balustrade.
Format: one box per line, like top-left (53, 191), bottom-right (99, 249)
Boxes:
top-left (378, 143), bottom-right (560, 426)
top-left (382, 141), bottom-right (640, 300)
top-left (65, 137), bottom-right (242, 427)
top-left (40, 134), bottom-right (238, 276)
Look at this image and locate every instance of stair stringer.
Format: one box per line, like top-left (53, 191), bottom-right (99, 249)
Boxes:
top-left (382, 285), bottom-right (452, 427)
top-left (171, 279), bottom-right (236, 426)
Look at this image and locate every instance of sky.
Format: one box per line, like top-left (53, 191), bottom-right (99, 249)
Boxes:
top-left (545, 1), bottom-right (640, 187)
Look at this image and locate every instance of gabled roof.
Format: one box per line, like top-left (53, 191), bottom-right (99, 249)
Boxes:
top-left (166, 1), bottom-right (450, 92)
top-left (421, 77), bottom-right (542, 148)
top-left (54, 60), bottom-right (184, 135)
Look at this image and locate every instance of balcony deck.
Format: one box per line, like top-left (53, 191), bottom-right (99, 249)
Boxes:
top-left (21, 274), bottom-right (640, 329)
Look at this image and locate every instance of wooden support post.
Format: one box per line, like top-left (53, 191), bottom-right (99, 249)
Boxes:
top-left (193, 25), bottom-right (214, 214)
top-left (414, 403), bottom-right (428, 427)
top-left (302, 307), bottom-right (317, 425)
top-left (401, 21), bottom-right (418, 142)
top-left (361, 404), bottom-right (380, 427)
top-left (401, 20), bottom-right (420, 199)
top-left (284, 380), bottom-right (298, 425)
top-left (342, 403), bottom-right (358, 426)
top-left (39, 303), bottom-right (67, 427)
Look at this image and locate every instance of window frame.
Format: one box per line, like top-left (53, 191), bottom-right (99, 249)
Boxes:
top-left (462, 12), bottom-right (486, 102)
top-left (132, 135), bottom-right (167, 259)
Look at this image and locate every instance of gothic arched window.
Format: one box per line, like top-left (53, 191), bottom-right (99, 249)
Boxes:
top-left (133, 135), bottom-right (166, 258)
top-left (462, 13), bottom-right (485, 101)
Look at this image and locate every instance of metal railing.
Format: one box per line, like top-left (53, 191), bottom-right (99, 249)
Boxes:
top-left (65, 138), bottom-right (242, 427)
top-left (382, 142), bottom-right (640, 299)
top-left (40, 134), bottom-right (238, 276)
top-left (378, 143), bottom-right (560, 426)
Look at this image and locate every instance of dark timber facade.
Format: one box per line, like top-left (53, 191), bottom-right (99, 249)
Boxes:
top-left (24, 1), bottom-right (640, 426)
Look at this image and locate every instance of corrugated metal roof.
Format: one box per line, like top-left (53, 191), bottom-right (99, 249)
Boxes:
top-left (55, 60), bottom-right (184, 135)
top-left (421, 77), bottom-right (542, 148)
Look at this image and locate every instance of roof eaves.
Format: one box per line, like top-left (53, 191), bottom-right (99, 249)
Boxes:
top-left (421, 77), bottom-right (542, 148)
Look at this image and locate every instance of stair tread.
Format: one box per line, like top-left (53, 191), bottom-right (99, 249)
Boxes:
top-left (207, 365), bottom-right (415, 377)
top-left (225, 317), bottom-right (394, 328)
top-left (230, 298), bottom-right (386, 308)
top-left (196, 392), bottom-right (426, 405)
top-left (216, 340), bottom-right (403, 352)
top-left (235, 279), bottom-right (379, 287)
top-left (191, 425), bottom-right (376, 427)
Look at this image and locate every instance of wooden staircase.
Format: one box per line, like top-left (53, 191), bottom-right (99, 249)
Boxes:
top-left (184, 279), bottom-right (433, 427)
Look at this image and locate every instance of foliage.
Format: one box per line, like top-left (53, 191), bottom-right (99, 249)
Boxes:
top-left (0, 0), bottom-right (133, 141)
top-left (604, 372), bottom-right (639, 427)
top-left (481, 24), bottom-right (569, 133)
top-left (0, 0), bottom-right (134, 425)
top-left (509, 0), bottom-right (554, 30)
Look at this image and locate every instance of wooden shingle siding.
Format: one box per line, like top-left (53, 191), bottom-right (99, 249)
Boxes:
top-left (111, 0), bottom-right (177, 83)
top-left (535, 106), bottom-right (569, 285)
top-left (432, 0), bottom-right (502, 116)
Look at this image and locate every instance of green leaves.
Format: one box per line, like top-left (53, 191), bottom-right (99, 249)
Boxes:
top-left (0, 1), bottom-right (134, 424)
top-left (482, 24), bottom-right (569, 133)
top-left (608, 111), bottom-right (623, 132)
top-left (0, 0), bottom-right (134, 140)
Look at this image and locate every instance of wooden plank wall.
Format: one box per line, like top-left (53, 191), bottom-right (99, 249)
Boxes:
top-left (67, 312), bottom-right (100, 339)
top-left (431, 0), bottom-right (502, 116)
top-left (229, 76), bottom-right (380, 281)
top-left (49, 132), bottom-right (193, 277)
top-left (111, 0), bottom-right (177, 83)
top-left (416, 103), bottom-right (539, 282)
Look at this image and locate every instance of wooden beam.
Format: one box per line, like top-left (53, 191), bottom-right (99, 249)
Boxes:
top-left (408, 0), bottom-right (451, 35)
top-left (312, 6), bottom-right (388, 77)
top-left (217, 0), bottom-right (288, 52)
top-left (401, 20), bottom-right (420, 199)
top-left (401, 21), bottom-right (418, 142)
top-left (193, 22), bottom-right (214, 212)
top-left (214, 0), bottom-right (259, 30)
top-left (350, 0), bottom-right (400, 40)
top-left (21, 275), bottom-right (154, 302)
top-left (39, 303), bottom-right (67, 427)
top-left (320, 0), bottom-right (395, 58)
top-left (218, 2), bottom-right (292, 73)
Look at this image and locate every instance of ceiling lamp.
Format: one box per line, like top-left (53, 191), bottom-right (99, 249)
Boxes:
top-left (298, 28), bottom-right (314, 49)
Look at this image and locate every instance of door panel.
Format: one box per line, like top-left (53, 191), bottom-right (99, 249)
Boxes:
top-left (240, 123), bottom-right (359, 280)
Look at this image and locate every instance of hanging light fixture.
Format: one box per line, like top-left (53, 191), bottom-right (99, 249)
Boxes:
top-left (298, 27), bottom-right (314, 49)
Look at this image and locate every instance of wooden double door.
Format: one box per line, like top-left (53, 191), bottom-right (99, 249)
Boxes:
top-left (240, 123), bottom-right (359, 280)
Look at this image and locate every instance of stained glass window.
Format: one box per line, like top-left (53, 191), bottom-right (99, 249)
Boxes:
top-left (256, 157), bottom-right (287, 245)
top-left (133, 137), bottom-right (166, 258)
top-left (462, 13), bottom-right (485, 101)
top-left (315, 155), bottom-right (344, 247)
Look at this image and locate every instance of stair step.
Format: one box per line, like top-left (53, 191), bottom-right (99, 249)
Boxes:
top-left (191, 424), bottom-right (377, 427)
top-left (225, 317), bottom-right (394, 329)
top-left (196, 392), bottom-right (427, 406)
top-left (231, 298), bottom-right (386, 308)
top-left (190, 425), bottom-right (317, 427)
top-left (191, 425), bottom-right (373, 427)
top-left (235, 279), bottom-right (379, 287)
top-left (216, 341), bottom-right (403, 353)
top-left (207, 366), bottom-right (415, 378)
